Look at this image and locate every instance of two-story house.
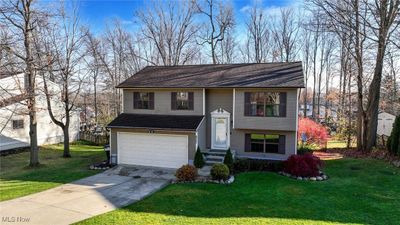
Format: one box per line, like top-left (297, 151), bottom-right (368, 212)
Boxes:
top-left (107, 62), bottom-right (304, 168)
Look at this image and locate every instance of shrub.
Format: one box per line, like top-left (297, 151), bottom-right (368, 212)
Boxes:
top-left (232, 159), bottom-right (283, 173)
top-left (175, 165), bottom-right (197, 181)
top-left (223, 148), bottom-right (233, 171)
top-left (194, 146), bottom-right (205, 168)
top-left (283, 154), bottom-right (323, 177)
top-left (298, 117), bottom-right (329, 147)
top-left (210, 163), bottom-right (230, 180)
top-left (297, 145), bottom-right (313, 155)
top-left (387, 116), bottom-right (400, 156)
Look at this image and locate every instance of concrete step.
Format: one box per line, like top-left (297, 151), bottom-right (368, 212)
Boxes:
top-left (206, 155), bottom-right (224, 160)
top-left (209, 149), bottom-right (228, 153)
top-left (203, 151), bottom-right (226, 156)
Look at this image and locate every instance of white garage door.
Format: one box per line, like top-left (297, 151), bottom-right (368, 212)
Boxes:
top-left (117, 132), bottom-right (188, 169)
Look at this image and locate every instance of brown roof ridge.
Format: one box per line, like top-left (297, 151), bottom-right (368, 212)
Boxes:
top-left (0, 93), bottom-right (27, 108)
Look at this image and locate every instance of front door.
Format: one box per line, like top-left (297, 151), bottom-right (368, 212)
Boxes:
top-left (212, 117), bottom-right (229, 149)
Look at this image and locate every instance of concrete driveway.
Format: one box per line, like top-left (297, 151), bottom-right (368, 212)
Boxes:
top-left (0, 166), bottom-right (175, 225)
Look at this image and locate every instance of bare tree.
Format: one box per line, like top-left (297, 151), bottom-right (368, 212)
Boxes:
top-left (271, 8), bottom-right (300, 62)
top-left (97, 20), bottom-right (136, 117)
top-left (311, 0), bottom-right (400, 150)
top-left (301, 23), bottom-right (313, 117)
top-left (85, 31), bottom-right (101, 124)
top-left (0, 0), bottom-right (45, 166)
top-left (219, 28), bottom-right (235, 63)
top-left (245, 3), bottom-right (270, 63)
top-left (364, 0), bottom-right (400, 150)
top-left (137, 0), bottom-right (199, 66)
top-left (36, 4), bottom-right (87, 157)
top-left (196, 0), bottom-right (235, 64)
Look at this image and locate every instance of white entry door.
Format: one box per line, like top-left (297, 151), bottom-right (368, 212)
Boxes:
top-left (213, 117), bottom-right (228, 149)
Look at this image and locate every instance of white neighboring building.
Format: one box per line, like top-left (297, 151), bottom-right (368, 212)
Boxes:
top-left (299, 104), bottom-right (338, 122)
top-left (0, 73), bottom-right (80, 151)
top-left (377, 112), bottom-right (396, 137)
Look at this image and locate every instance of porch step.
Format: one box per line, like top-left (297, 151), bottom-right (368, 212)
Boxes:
top-left (206, 155), bottom-right (224, 160)
top-left (204, 149), bottom-right (227, 166)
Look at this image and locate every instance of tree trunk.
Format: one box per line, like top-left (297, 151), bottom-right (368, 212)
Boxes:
top-left (364, 38), bottom-right (387, 151)
top-left (63, 126), bottom-right (71, 158)
top-left (347, 72), bottom-right (352, 149)
top-left (94, 76), bottom-right (98, 124)
top-left (28, 96), bottom-right (39, 166)
top-left (24, 1), bottom-right (39, 166)
top-left (303, 87), bottom-right (307, 118)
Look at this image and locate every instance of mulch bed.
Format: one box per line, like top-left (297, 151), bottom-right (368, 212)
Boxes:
top-left (315, 148), bottom-right (400, 168)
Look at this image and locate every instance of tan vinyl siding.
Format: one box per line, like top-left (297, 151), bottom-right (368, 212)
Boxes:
top-left (231, 130), bottom-right (296, 160)
top-left (234, 88), bottom-right (298, 131)
top-left (205, 89), bottom-right (233, 148)
top-left (123, 88), bottom-right (203, 115)
top-left (197, 118), bottom-right (206, 151)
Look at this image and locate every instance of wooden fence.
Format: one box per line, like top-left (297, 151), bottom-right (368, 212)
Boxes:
top-left (79, 131), bottom-right (109, 146)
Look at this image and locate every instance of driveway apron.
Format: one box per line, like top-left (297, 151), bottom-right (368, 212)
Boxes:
top-left (0, 166), bottom-right (175, 225)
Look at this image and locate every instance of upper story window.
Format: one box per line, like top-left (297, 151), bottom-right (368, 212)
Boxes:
top-left (171, 92), bottom-right (194, 110)
top-left (244, 92), bottom-right (286, 117)
top-left (12, 120), bottom-right (24, 129)
top-left (133, 92), bottom-right (154, 110)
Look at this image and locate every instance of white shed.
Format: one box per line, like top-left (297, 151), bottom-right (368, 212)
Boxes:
top-left (377, 112), bottom-right (396, 136)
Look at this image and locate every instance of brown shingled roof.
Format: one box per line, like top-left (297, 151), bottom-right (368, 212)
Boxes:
top-left (107, 113), bottom-right (204, 131)
top-left (0, 94), bottom-right (27, 108)
top-left (117, 62), bottom-right (304, 88)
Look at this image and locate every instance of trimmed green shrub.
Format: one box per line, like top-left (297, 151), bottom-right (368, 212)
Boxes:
top-left (232, 159), bottom-right (283, 174)
top-left (223, 148), bottom-right (233, 171)
top-left (210, 163), bottom-right (230, 180)
top-left (175, 164), bottom-right (198, 181)
top-left (297, 146), bottom-right (313, 155)
top-left (194, 146), bottom-right (205, 168)
top-left (387, 116), bottom-right (400, 156)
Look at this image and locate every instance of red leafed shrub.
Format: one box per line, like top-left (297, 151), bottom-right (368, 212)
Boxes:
top-left (283, 154), bottom-right (323, 177)
top-left (298, 117), bottom-right (329, 146)
top-left (175, 165), bottom-right (198, 181)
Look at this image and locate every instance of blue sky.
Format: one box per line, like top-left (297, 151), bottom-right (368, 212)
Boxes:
top-left (78, 0), bottom-right (301, 33)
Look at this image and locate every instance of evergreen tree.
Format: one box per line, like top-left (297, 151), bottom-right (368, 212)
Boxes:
top-left (194, 146), bottom-right (205, 168)
top-left (223, 148), bottom-right (234, 171)
top-left (387, 116), bottom-right (400, 156)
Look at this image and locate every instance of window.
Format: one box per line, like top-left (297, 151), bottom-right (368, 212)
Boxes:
top-left (171, 92), bottom-right (193, 110)
top-left (245, 134), bottom-right (285, 154)
top-left (133, 92), bottom-right (154, 109)
top-left (244, 92), bottom-right (286, 117)
top-left (12, 120), bottom-right (24, 129)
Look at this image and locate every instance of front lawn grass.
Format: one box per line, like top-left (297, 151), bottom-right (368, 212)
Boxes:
top-left (77, 158), bottom-right (400, 225)
top-left (0, 142), bottom-right (104, 201)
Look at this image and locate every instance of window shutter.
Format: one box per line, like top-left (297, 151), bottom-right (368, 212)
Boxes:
top-left (171, 92), bottom-right (177, 110)
top-left (244, 92), bottom-right (251, 116)
top-left (149, 92), bottom-right (154, 110)
top-left (279, 92), bottom-right (287, 117)
top-left (245, 134), bottom-right (251, 152)
top-left (133, 92), bottom-right (139, 109)
top-left (188, 92), bottom-right (194, 110)
top-left (278, 135), bottom-right (286, 154)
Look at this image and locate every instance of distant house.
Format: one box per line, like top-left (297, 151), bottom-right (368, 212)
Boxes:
top-left (299, 104), bottom-right (337, 122)
top-left (0, 73), bottom-right (80, 151)
top-left (377, 112), bottom-right (396, 136)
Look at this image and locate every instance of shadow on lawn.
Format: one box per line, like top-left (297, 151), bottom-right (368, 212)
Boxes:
top-left (0, 146), bottom-right (105, 186)
top-left (114, 158), bottom-right (400, 225)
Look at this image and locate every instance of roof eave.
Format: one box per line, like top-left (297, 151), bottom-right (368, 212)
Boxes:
top-left (116, 85), bottom-right (305, 89)
top-left (106, 125), bottom-right (197, 132)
